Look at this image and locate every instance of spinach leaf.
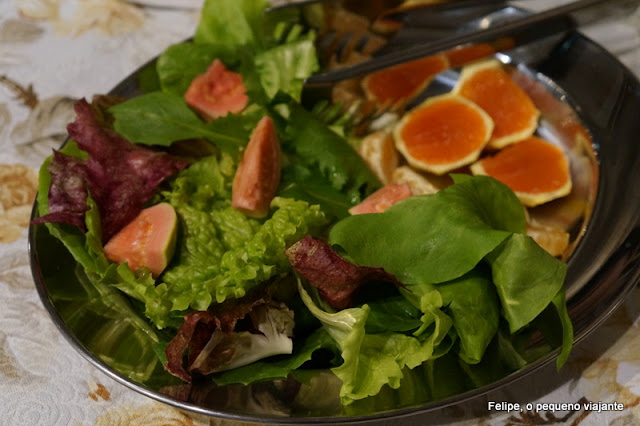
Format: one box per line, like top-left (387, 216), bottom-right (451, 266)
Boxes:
top-left (278, 161), bottom-right (356, 220)
top-left (328, 176), bottom-right (521, 285)
top-left (109, 91), bottom-right (252, 151)
top-left (365, 294), bottom-right (424, 334)
top-left (486, 233), bottom-right (567, 333)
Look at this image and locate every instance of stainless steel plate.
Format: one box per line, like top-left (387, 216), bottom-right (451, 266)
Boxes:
top-left (29, 21), bottom-right (640, 425)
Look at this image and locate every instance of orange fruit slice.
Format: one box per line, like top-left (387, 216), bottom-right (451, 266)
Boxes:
top-left (453, 59), bottom-right (539, 149)
top-left (444, 43), bottom-right (496, 69)
top-left (393, 93), bottom-right (494, 175)
top-left (470, 136), bottom-right (572, 207)
top-left (361, 54), bottom-right (449, 104)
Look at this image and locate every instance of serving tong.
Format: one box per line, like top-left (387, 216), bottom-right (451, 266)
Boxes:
top-left (269, 0), bottom-right (640, 133)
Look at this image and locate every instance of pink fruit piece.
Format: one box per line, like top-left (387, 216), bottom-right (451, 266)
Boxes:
top-left (232, 116), bottom-right (281, 218)
top-left (184, 59), bottom-right (248, 121)
top-left (104, 202), bottom-right (178, 278)
top-left (348, 182), bottom-right (412, 215)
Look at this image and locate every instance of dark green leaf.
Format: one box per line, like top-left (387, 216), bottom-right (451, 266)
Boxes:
top-left (212, 328), bottom-right (337, 386)
top-left (328, 176), bottom-right (518, 284)
top-left (285, 104), bottom-right (381, 203)
top-left (109, 91), bottom-right (247, 150)
top-left (438, 269), bottom-right (500, 364)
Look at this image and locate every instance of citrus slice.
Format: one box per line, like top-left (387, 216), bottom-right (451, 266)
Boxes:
top-left (453, 59), bottom-right (539, 149)
top-left (361, 54), bottom-right (449, 104)
top-left (393, 93), bottom-right (494, 175)
top-left (444, 43), bottom-right (496, 69)
top-left (470, 136), bottom-right (572, 207)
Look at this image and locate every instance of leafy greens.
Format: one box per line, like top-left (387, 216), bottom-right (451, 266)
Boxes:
top-left (33, 0), bottom-right (575, 412)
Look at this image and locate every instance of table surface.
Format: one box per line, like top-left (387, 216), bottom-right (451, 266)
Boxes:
top-left (1, 1), bottom-right (640, 424)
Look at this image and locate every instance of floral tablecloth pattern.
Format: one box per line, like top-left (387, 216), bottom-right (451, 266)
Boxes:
top-left (1, 0), bottom-right (640, 425)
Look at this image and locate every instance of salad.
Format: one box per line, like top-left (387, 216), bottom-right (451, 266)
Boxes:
top-left (32, 0), bottom-right (573, 413)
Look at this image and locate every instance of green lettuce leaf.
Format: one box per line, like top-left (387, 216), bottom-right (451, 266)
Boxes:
top-left (298, 281), bottom-right (452, 405)
top-left (156, 42), bottom-right (237, 97)
top-left (486, 233), bottom-right (567, 333)
top-left (284, 104), bottom-right (381, 203)
top-left (437, 270), bottom-right (500, 364)
top-left (36, 142), bottom-right (108, 275)
top-left (328, 175), bottom-right (523, 285)
top-left (255, 38), bottom-right (319, 101)
top-left (195, 0), bottom-right (269, 49)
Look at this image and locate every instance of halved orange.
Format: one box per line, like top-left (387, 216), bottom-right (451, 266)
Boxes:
top-left (453, 59), bottom-right (539, 149)
top-left (393, 93), bottom-right (493, 175)
top-left (470, 136), bottom-right (572, 207)
top-left (361, 54), bottom-right (449, 104)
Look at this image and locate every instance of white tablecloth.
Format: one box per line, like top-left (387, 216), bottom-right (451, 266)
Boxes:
top-left (1, 1), bottom-right (640, 424)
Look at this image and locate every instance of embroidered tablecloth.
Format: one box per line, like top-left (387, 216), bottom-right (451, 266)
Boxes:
top-left (1, 1), bottom-right (639, 424)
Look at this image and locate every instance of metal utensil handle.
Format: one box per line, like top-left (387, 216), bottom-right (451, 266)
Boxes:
top-left (304, 0), bottom-right (639, 85)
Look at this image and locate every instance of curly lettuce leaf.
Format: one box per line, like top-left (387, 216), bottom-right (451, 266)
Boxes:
top-left (157, 42), bottom-right (238, 97)
top-left (118, 155), bottom-right (326, 327)
top-left (195, 0), bottom-right (269, 50)
top-left (298, 281), bottom-right (452, 405)
top-left (255, 38), bottom-right (319, 101)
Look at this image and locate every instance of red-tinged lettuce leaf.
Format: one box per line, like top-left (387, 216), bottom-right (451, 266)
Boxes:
top-left (285, 236), bottom-right (401, 310)
top-left (32, 150), bottom-right (90, 231)
top-left (164, 290), bottom-right (294, 383)
top-left (34, 98), bottom-right (188, 242)
top-left (165, 311), bottom-right (221, 383)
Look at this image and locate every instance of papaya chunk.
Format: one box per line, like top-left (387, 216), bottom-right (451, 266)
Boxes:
top-left (349, 182), bottom-right (412, 215)
top-left (103, 202), bottom-right (178, 278)
top-left (232, 116), bottom-right (281, 218)
top-left (184, 59), bottom-right (248, 121)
